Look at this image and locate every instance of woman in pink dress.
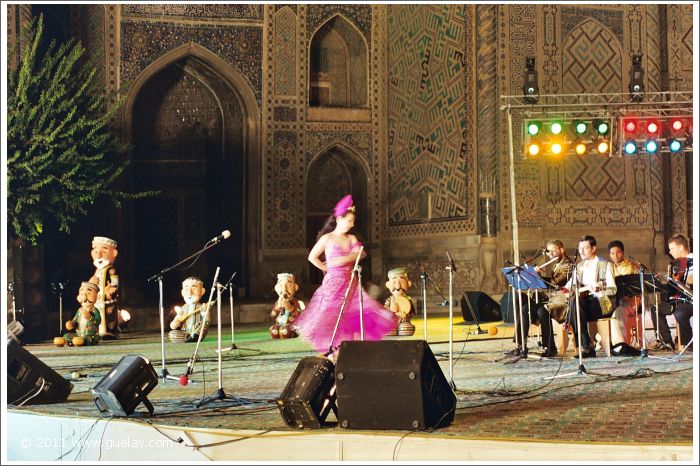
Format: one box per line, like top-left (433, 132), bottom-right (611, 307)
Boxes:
top-left (296, 195), bottom-right (397, 356)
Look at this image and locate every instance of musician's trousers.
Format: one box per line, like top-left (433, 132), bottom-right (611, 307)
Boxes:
top-left (651, 301), bottom-right (693, 347)
top-left (568, 295), bottom-right (603, 351)
top-left (515, 302), bottom-right (557, 352)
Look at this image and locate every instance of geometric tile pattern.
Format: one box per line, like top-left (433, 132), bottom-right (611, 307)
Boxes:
top-left (306, 4), bottom-right (371, 45)
top-left (387, 4), bottom-right (471, 230)
top-left (274, 7), bottom-right (296, 96)
top-left (120, 20), bottom-right (263, 103)
top-left (121, 4), bottom-right (263, 20)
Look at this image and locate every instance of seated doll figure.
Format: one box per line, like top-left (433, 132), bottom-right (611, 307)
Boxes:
top-left (269, 273), bottom-right (305, 339)
top-left (170, 277), bottom-right (211, 342)
top-left (384, 268), bottom-right (417, 336)
top-left (64, 282), bottom-right (102, 346)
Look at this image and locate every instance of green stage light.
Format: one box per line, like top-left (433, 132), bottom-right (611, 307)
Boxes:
top-left (527, 121), bottom-right (541, 136)
top-left (594, 119), bottom-right (609, 135)
top-left (573, 120), bottom-right (588, 135)
top-left (550, 122), bottom-right (563, 135)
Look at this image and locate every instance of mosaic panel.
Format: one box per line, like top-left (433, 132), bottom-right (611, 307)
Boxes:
top-left (273, 107), bottom-right (297, 122)
top-left (274, 7), bottom-right (296, 96)
top-left (304, 132), bottom-right (371, 166)
top-left (306, 4), bottom-right (371, 44)
top-left (121, 4), bottom-right (263, 20)
top-left (81, 5), bottom-right (106, 88)
top-left (498, 4), bottom-right (537, 233)
top-left (370, 5), bottom-right (386, 242)
top-left (120, 20), bottom-right (262, 103)
top-left (561, 5), bottom-right (623, 42)
top-left (387, 4), bottom-right (470, 229)
top-left (272, 132), bottom-right (301, 245)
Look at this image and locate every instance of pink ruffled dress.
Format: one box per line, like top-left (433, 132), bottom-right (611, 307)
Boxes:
top-left (296, 240), bottom-right (397, 353)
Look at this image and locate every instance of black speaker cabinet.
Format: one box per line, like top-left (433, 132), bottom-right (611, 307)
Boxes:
top-left (7, 340), bottom-right (73, 405)
top-left (336, 340), bottom-right (456, 430)
top-left (277, 356), bottom-right (337, 429)
top-left (461, 291), bottom-right (501, 323)
top-left (92, 355), bottom-right (158, 416)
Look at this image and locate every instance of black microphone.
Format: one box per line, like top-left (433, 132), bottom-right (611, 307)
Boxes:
top-left (209, 230), bottom-right (231, 243)
top-left (446, 251), bottom-right (457, 271)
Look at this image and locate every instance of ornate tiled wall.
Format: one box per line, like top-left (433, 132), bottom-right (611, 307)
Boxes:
top-left (497, 3), bottom-right (692, 247)
top-left (386, 4), bottom-right (476, 236)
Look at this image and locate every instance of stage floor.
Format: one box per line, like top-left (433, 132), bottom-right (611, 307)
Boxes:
top-left (5, 316), bottom-right (696, 461)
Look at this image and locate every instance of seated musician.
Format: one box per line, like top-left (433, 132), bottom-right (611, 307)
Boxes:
top-left (533, 240), bottom-right (572, 357)
top-left (608, 240), bottom-right (640, 347)
top-left (649, 234), bottom-right (693, 351)
top-left (562, 235), bottom-right (617, 358)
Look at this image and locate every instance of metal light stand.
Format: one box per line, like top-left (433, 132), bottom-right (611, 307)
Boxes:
top-left (147, 238), bottom-right (227, 382)
top-left (445, 258), bottom-right (456, 390)
top-left (325, 246), bottom-right (364, 357)
top-left (215, 272), bottom-right (259, 356)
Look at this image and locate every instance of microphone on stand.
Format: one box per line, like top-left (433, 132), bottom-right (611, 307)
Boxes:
top-left (209, 230), bottom-right (231, 243)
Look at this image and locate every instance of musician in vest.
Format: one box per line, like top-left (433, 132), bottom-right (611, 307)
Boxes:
top-left (170, 276), bottom-right (211, 342)
top-left (607, 240), bottom-right (640, 347)
top-left (649, 234), bottom-right (693, 351)
top-left (533, 240), bottom-right (572, 357)
top-left (563, 235), bottom-right (617, 358)
top-left (89, 236), bottom-right (120, 340)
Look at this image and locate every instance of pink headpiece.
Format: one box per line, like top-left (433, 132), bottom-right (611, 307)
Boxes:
top-left (334, 194), bottom-right (355, 217)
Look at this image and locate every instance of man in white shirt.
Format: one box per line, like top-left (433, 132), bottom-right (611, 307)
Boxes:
top-left (563, 235), bottom-right (617, 358)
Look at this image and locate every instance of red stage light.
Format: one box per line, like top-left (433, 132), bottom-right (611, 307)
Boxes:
top-left (670, 118), bottom-right (684, 132)
top-left (624, 119), bottom-right (637, 133)
top-left (646, 120), bottom-right (659, 135)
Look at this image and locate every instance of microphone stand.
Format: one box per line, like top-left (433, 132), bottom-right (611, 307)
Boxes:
top-left (147, 236), bottom-right (228, 381)
top-left (445, 255), bottom-right (456, 390)
top-left (446, 252), bottom-right (487, 336)
top-left (545, 251), bottom-right (609, 380)
top-left (418, 263), bottom-right (429, 341)
top-left (325, 246), bottom-right (364, 357)
top-left (196, 270), bottom-right (244, 408)
top-left (184, 267), bottom-right (220, 378)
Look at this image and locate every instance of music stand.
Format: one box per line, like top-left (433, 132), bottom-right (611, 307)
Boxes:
top-left (500, 264), bottom-right (546, 361)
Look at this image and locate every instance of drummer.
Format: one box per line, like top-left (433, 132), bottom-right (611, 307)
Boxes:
top-left (608, 240), bottom-right (640, 346)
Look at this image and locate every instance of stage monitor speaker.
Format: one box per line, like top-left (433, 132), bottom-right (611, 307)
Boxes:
top-left (460, 291), bottom-right (501, 323)
top-left (92, 355), bottom-right (158, 416)
top-left (335, 340), bottom-right (456, 430)
top-left (277, 356), bottom-right (337, 429)
top-left (7, 340), bottom-right (73, 405)
top-left (499, 291), bottom-right (538, 324)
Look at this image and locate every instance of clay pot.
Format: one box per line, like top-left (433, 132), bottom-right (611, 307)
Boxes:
top-left (72, 336), bottom-right (85, 347)
top-left (53, 336), bottom-right (66, 347)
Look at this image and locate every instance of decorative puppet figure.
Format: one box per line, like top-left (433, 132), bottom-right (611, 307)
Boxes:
top-left (89, 236), bottom-right (120, 340)
top-left (384, 267), bottom-right (417, 336)
top-left (269, 273), bottom-right (305, 339)
top-left (169, 277), bottom-right (211, 343)
top-left (64, 281), bottom-right (101, 346)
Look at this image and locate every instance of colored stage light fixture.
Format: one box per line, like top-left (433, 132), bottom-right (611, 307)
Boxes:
top-left (624, 140), bottom-right (638, 155)
top-left (597, 140), bottom-right (610, 155)
top-left (669, 139), bottom-right (683, 152)
top-left (527, 143), bottom-right (540, 156)
top-left (573, 120), bottom-right (588, 135)
top-left (646, 120), bottom-right (659, 135)
top-left (670, 118), bottom-right (684, 132)
top-left (550, 142), bottom-right (564, 155)
top-left (623, 119), bottom-right (638, 134)
top-left (594, 119), bottom-right (609, 135)
top-left (550, 122), bottom-right (563, 135)
top-left (645, 139), bottom-right (658, 153)
top-left (574, 141), bottom-right (587, 155)
top-left (526, 121), bottom-right (541, 136)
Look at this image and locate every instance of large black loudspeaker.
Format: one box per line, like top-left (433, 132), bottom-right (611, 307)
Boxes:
top-left (460, 291), bottom-right (501, 323)
top-left (277, 356), bottom-right (337, 429)
top-left (7, 340), bottom-right (73, 405)
top-left (92, 355), bottom-right (158, 416)
top-left (336, 340), bottom-right (456, 430)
